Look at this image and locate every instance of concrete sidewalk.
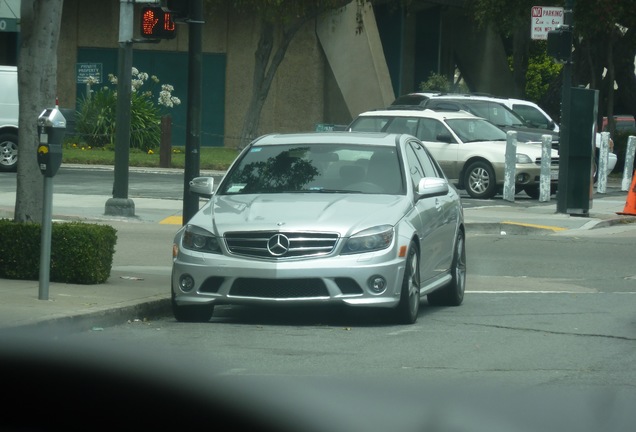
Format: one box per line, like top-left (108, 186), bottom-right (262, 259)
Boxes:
top-left (1, 176), bottom-right (635, 334)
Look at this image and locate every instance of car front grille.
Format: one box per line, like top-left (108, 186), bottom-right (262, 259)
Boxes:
top-left (230, 278), bottom-right (329, 298)
top-left (224, 231), bottom-right (339, 259)
top-left (535, 157), bottom-right (559, 167)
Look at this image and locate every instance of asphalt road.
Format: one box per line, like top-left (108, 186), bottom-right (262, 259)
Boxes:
top-left (3, 166), bottom-right (635, 431)
top-left (0, 165), bottom-right (540, 204)
top-left (0, 166), bottom-right (226, 199)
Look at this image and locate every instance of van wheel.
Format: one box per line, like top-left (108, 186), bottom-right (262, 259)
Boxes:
top-left (0, 132), bottom-right (18, 172)
top-left (463, 161), bottom-right (496, 199)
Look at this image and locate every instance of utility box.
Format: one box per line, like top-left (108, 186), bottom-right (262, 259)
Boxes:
top-left (565, 87), bottom-right (597, 215)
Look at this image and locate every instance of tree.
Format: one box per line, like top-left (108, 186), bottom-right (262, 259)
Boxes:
top-left (207, 0), bottom-right (364, 149)
top-left (14, 0), bottom-right (64, 223)
top-left (571, 0), bottom-right (636, 134)
top-left (469, 0), bottom-right (536, 98)
top-left (469, 0), bottom-right (636, 130)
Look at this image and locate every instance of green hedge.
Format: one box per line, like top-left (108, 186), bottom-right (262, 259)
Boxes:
top-left (0, 220), bottom-right (117, 284)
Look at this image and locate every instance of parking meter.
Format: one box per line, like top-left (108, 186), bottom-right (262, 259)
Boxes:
top-left (37, 107), bottom-right (66, 177)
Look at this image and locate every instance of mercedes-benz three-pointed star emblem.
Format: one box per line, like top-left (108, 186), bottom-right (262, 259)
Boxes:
top-left (267, 233), bottom-right (290, 256)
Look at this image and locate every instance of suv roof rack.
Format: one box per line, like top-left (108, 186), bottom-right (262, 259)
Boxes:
top-left (386, 105), bottom-right (429, 111)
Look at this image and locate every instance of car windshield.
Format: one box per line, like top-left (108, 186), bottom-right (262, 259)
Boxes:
top-left (512, 104), bottom-right (552, 129)
top-left (445, 118), bottom-right (508, 143)
top-left (466, 101), bottom-right (526, 127)
top-left (218, 143), bottom-right (405, 195)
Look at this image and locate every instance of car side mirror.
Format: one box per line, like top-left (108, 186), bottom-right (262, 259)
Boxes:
top-left (189, 176), bottom-right (215, 197)
top-left (436, 133), bottom-right (453, 143)
top-left (416, 177), bottom-right (449, 198)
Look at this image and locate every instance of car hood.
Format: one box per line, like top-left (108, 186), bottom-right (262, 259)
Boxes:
top-left (465, 140), bottom-right (558, 160)
top-left (189, 193), bottom-right (412, 237)
top-left (500, 125), bottom-right (559, 144)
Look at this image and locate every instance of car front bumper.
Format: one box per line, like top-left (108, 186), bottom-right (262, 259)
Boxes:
top-left (492, 162), bottom-right (558, 186)
top-left (172, 246), bottom-right (408, 309)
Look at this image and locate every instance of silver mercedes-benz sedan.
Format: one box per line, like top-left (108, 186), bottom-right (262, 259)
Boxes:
top-left (171, 132), bottom-right (466, 324)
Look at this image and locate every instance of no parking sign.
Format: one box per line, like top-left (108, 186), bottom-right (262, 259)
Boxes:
top-left (531, 6), bottom-right (564, 40)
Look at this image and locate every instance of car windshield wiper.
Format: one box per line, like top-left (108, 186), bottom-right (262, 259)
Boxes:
top-left (293, 188), bottom-right (357, 193)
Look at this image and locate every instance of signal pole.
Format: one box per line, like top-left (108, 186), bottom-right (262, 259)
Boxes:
top-left (106, 0), bottom-right (135, 217)
top-left (182, 0), bottom-right (203, 225)
top-left (555, 0), bottom-right (574, 213)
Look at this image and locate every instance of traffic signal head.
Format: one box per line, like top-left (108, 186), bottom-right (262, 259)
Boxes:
top-left (165, 0), bottom-right (189, 19)
top-left (547, 28), bottom-right (572, 63)
top-left (140, 7), bottom-right (176, 39)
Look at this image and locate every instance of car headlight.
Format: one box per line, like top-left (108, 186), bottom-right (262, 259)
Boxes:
top-left (182, 224), bottom-right (221, 254)
top-left (516, 153), bottom-right (533, 164)
top-left (342, 225), bottom-right (394, 255)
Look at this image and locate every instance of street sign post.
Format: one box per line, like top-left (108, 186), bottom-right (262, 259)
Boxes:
top-left (531, 6), bottom-right (564, 40)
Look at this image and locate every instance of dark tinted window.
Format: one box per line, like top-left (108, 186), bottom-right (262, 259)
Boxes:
top-left (391, 94), bottom-right (429, 106)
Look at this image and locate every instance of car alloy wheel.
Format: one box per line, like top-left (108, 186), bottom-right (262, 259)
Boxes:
top-left (394, 241), bottom-right (420, 324)
top-left (428, 229), bottom-right (466, 306)
top-left (464, 160), bottom-right (496, 199)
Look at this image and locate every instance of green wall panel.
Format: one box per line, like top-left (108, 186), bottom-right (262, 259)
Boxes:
top-left (76, 47), bottom-right (226, 147)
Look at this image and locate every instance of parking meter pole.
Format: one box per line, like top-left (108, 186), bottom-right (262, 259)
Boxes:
top-left (36, 105), bottom-right (66, 300)
top-left (38, 177), bottom-right (53, 300)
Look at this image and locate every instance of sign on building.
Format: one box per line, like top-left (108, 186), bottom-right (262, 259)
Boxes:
top-left (531, 6), bottom-right (564, 40)
top-left (76, 63), bottom-right (103, 84)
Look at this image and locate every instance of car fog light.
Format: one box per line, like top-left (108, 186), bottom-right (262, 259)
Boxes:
top-left (516, 173), bottom-right (529, 183)
top-left (179, 274), bottom-right (195, 292)
top-left (368, 276), bottom-right (387, 294)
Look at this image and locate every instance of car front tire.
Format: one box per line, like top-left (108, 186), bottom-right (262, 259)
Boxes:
top-left (171, 290), bottom-right (215, 323)
top-left (463, 161), bottom-right (496, 199)
top-left (428, 229), bottom-right (466, 307)
top-left (394, 241), bottom-right (420, 324)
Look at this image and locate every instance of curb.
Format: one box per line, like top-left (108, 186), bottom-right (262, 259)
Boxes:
top-left (0, 298), bottom-right (171, 336)
top-left (465, 215), bottom-right (636, 235)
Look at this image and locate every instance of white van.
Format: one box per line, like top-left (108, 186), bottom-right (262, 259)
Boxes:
top-left (0, 65), bottom-right (18, 172)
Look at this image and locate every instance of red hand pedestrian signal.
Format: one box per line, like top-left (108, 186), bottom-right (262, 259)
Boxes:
top-left (140, 7), bottom-right (176, 39)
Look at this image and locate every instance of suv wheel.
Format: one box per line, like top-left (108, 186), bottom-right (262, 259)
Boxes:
top-left (463, 161), bottom-right (496, 199)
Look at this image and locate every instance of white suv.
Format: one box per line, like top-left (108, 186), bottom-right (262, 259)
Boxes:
top-left (392, 92), bottom-right (559, 131)
top-left (348, 108), bottom-right (559, 199)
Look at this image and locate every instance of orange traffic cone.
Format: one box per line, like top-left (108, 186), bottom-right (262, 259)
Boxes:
top-left (617, 171), bottom-right (636, 216)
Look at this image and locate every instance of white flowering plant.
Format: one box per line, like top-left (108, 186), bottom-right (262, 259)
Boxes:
top-left (76, 67), bottom-right (181, 152)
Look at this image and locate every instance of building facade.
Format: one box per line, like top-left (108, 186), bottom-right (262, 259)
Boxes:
top-left (1, 0), bottom-right (514, 149)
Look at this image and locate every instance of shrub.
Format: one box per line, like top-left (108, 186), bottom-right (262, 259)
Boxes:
top-left (75, 68), bottom-right (180, 152)
top-left (419, 72), bottom-right (469, 94)
top-left (0, 220), bottom-right (117, 284)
